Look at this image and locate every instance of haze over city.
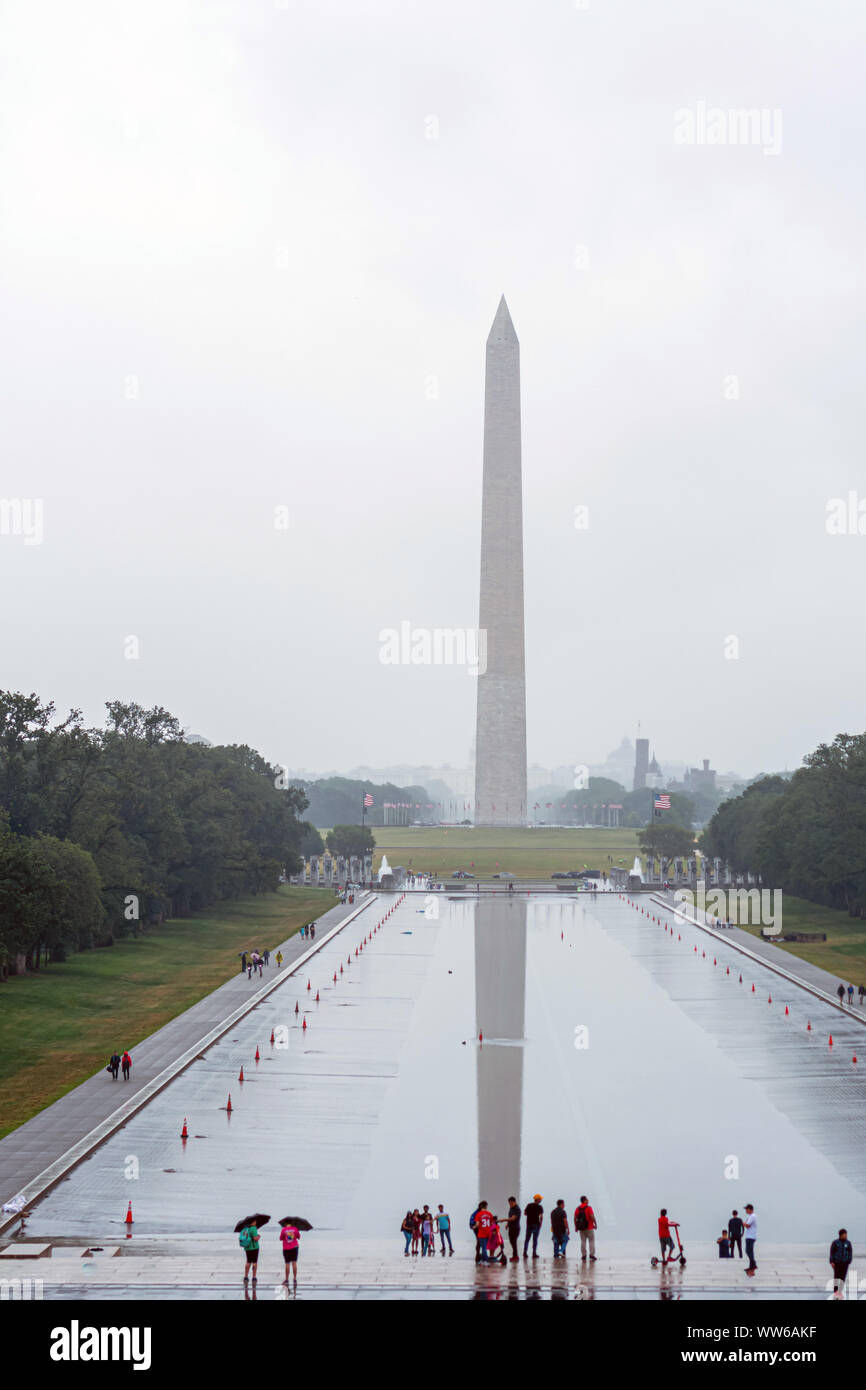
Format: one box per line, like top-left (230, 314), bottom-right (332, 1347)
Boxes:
top-left (2, 0), bottom-right (864, 778)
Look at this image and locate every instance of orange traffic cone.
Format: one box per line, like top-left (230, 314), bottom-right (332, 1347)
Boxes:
top-left (125, 1202), bottom-right (133, 1226)
top-left (315, 990), bottom-right (320, 1002)
top-left (239, 1067), bottom-right (245, 1083)
top-left (302, 1017), bottom-right (307, 1031)
top-left (226, 1093), bottom-right (233, 1112)
top-left (255, 1046), bottom-right (260, 1062)
top-left (181, 1118), bottom-right (188, 1139)
top-left (270, 1029), bottom-right (275, 1045)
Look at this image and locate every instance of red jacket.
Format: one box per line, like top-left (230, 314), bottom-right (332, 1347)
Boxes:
top-left (575, 1202), bottom-right (596, 1230)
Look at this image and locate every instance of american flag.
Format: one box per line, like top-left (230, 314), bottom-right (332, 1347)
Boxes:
top-left (654, 793), bottom-right (671, 810)
top-left (363, 793), bottom-right (373, 807)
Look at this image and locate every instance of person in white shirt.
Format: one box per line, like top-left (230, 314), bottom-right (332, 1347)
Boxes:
top-left (743, 1204), bottom-right (758, 1274)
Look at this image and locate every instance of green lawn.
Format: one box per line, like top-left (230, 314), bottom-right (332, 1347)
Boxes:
top-left (0, 885), bottom-right (327, 1139)
top-left (704, 890), bottom-right (866, 987)
top-left (372, 826), bottom-right (641, 878)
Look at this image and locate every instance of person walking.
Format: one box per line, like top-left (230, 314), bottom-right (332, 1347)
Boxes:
top-left (658, 1209), bottom-right (675, 1263)
top-left (108, 1051), bottom-right (121, 1080)
top-left (728, 1210), bottom-right (744, 1258)
top-left (239, 1222), bottom-right (260, 1285)
top-left (263, 949), bottom-right (270, 966)
top-left (551, 1199), bottom-right (570, 1259)
top-left (574, 1195), bottom-right (597, 1262)
top-left (411, 1209), bottom-right (421, 1255)
top-left (505, 1197), bottom-right (521, 1261)
top-left (473, 1201), bottom-right (494, 1263)
top-left (279, 1222), bottom-right (300, 1289)
top-left (121, 1051), bottom-right (131, 1081)
top-left (240, 951), bottom-right (247, 974)
top-left (309, 922), bottom-right (316, 939)
top-left (859, 984), bottom-right (865, 1005)
top-left (421, 1205), bottom-right (434, 1257)
top-left (436, 1205), bottom-right (453, 1255)
top-left (829, 1228), bottom-right (853, 1299)
top-left (401, 1211), bottom-right (414, 1255)
top-left (847, 984), bottom-right (854, 1006)
top-left (523, 1195), bottom-right (544, 1258)
top-left (837, 983), bottom-right (846, 1005)
top-left (276, 950), bottom-right (283, 968)
top-left (743, 1204), bottom-right (758, 1275)
top-left (247, 955), bottom-right (253, 979)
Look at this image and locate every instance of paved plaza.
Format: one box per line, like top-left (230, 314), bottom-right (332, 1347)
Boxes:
top-left (2, 889), bottom-right (864, 1298)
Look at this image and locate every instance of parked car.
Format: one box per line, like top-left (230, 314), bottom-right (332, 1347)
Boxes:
top-left (551, 871), bottom-right (569, 879)
top-left (452, 869), bottom-right (475, 878)
top-left (492, 871), bottom-right (514, 878)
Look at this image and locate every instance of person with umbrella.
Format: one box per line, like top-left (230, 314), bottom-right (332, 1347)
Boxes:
top-left (279, 1216), bottom-right (312, 1290)
top-left (235, 1213), bottom-right (270, 1286)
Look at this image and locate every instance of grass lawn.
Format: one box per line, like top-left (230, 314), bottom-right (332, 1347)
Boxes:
top-left (372, 826), bottom-right (641, 878)
top-left (0, 885), bottom-right (327, 1139)
top-left (707, 890), bottom-right (866, 987)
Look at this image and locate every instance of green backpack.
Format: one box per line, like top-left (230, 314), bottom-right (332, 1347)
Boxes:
top-left (238, 1225), bottom-right (257, 1251)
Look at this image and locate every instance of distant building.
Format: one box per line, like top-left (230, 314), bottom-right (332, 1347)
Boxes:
top-left (633, 738), bottom-right (650, 790)
top-left (685, 758), bottom-right (717, 794)
top-left (645, 752), bottom-right (664, 790)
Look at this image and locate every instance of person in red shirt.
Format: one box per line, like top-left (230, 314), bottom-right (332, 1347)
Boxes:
top-left (474, 1201), bottom-right (494, 1263)
top-left (658, 1208), bottom-right (675, 1262)
top-left (574, 1195), bottom-right (597, 1261)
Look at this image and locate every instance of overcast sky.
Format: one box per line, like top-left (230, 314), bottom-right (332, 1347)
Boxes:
top-left (1, 0), bottom-right (864, 781)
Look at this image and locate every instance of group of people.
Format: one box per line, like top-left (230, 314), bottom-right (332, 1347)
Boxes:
top-left (401, 1205), bottom-right (454, 1255)
top-left (298, 922), bottom-right (316, 940)
top-left (239, 949), bottom-right (269, 977)
top-left (106, 1050), bottom-right (132, 1080)
top-left (238, 1222), bottom-right (302, 1288)
top-left (713, 1207), bottom-right (758, 1271)
top-left (836, 982), bottom-right (865, 1007)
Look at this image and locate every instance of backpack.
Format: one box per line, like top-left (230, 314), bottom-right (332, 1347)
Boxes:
top-left (238, 1226), bottom-right (257, 1251)
top-left (576, 1207), bottom-right (588, 1231)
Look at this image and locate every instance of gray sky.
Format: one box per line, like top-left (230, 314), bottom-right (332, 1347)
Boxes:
top-left (1, 0), bottom-right (864, 780)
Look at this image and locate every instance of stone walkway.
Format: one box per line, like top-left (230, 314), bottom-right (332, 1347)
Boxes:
top-left (0, 892), bottom-right (377, 1219)
top-left (1, 1240), bottom-right (840, 1299)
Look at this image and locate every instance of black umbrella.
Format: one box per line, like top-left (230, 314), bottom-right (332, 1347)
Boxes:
top-left (279, 1216), bottom-right (313, 1231)
top-left (234, 1213), bottom-right (271, 1232)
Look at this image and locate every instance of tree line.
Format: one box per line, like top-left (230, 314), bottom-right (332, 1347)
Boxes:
top-left (0, 692), bottom-right (308, 978)
top-left (700, 733), bottom-right (866, 917)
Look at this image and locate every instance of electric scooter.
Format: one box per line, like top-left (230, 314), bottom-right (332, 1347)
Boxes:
top-left (651, 1221), bottom-right (686, 1268)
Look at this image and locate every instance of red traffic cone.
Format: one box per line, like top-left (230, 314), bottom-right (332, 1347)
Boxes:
top-left (181, 1118), bottom-right (188, 1139)
top-left (340, 964), bottom-right (344, 974)
top-left (726, 966), bottom-right (729, 974)
top-left (270, 1029), bottom-right (275, 1045)
top-left (751, 983), bottom-right (755, 993)
top-left (302, 1017), bottom-right (307, 1031)
top-left (713, 958), bottom-right (717, 966)
top-left (768, 995), bottom-right (772, 1004)
top-left (294, 1001), bottom-right (299, 1014)
top-left (226, 1093), bottom-right (233, 1112)
top-left (307, 980), bottom-right (311, 991)
top-left (239, 1067), bottom-right (244, 1083)
top-left (853, 1055), bottom-right (858, 1065)
top-left (829, 1035), bottom-right (833, 1047)
top-left (807, 1020), bottom-right (811, 1030)
top-left (125, 1202), bottom-right (133, 1225)
top-left (478, 1031), bottom-right (483, 1043)
top-left (739, 975), bottom-right (743, 984)
top-left (784, 1006), bottom-right (789, 1015)
top-left (333, 972), bottom-right (337, 983)
top-left (315, 990), bottom-right (320, 1002)
top-left (255, 1046), bottom-right (260, 1061)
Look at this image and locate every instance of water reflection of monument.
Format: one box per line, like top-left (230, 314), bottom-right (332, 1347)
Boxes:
top-left (475, 896), bottom-right (526, 1208)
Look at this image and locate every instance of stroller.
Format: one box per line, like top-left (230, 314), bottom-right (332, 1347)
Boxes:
top-left (651, 1221), bottom-right (686, 1268)
top-left (486, 1218), bottom-right (508, 1266)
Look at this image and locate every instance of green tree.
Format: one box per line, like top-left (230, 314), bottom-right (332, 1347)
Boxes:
top-left (325, 825), bottom-right (376, 858)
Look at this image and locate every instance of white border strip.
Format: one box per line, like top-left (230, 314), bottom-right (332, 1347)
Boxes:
top-left (0, 893), bottom-right (379, 1234)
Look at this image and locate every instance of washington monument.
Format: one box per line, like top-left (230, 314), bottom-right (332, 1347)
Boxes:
top-left (473, 296), bottom-right (527, 827)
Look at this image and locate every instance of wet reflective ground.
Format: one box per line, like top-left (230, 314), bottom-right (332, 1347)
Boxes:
top-left (24, 894), bottom-right (866, 1250)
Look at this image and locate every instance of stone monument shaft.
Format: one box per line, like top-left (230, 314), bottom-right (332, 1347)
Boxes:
top-left (474, 296), bottom-right (527, 827)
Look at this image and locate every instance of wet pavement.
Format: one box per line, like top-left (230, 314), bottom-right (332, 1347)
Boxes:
top-left (12, 892), bottom-right (866, 1279)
